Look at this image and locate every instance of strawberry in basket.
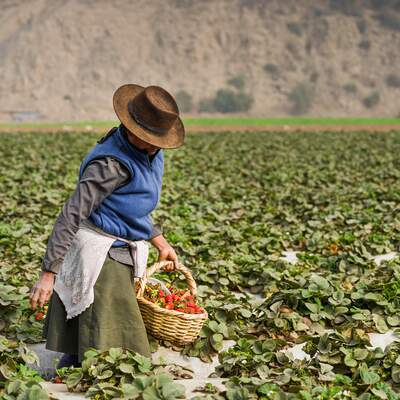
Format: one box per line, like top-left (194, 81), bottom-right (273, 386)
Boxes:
top-left (136, 260), bottom-right (208, 345)
top-left (143, 282), bottom-right (205, 314)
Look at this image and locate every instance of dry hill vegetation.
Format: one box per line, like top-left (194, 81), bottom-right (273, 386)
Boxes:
top-left (0, 0), bottom-right (400, 121)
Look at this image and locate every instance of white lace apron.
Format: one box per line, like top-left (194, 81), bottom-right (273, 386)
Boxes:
top-left (53, 219), bottom-right (149, 319)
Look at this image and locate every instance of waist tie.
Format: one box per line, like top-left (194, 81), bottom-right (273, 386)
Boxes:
top-left (81, 219), bottom-right (149, 279)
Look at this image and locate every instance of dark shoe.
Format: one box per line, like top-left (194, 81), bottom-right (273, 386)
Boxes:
top-left (56, 353), bottom-right (81, 368)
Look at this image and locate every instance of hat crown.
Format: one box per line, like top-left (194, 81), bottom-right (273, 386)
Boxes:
top-left (128, 86), bottom-right (179, 135)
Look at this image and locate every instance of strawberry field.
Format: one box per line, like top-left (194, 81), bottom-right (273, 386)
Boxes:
top-left (1, 130), bottom-right (400, 399)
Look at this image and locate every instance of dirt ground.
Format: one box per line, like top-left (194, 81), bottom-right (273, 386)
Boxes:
top-left (1, 124), bottom-right (400, 135)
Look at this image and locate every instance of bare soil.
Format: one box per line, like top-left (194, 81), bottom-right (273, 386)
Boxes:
top-left (1, 125), bottom-right (399, 135)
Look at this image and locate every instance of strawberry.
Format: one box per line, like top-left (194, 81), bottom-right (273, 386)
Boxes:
top-left (165, 294), bottom-right (173, 303)
top-left (143, 283), bottom-right (204, 314)
top-left (35, 312), bottom-right (45, 321)
top-left (54, 376), bottom-right (63, 384)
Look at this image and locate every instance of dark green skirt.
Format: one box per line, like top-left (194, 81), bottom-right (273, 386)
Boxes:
top-left (43, 255), bottom-right (151, 362)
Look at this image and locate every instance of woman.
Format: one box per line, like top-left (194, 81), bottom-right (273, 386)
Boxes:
top-left (29, 84), bottom-right (185, 367)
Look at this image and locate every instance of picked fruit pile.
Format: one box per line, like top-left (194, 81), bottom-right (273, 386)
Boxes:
top-left (143, 282), bottom-right (205, 314)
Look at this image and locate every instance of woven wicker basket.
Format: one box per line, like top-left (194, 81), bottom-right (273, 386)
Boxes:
top-left (135, 260), bottom-right (208, 346)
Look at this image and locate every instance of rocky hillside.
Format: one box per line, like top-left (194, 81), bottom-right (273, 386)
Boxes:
top-left (1, 0), bottom-right (400, 121)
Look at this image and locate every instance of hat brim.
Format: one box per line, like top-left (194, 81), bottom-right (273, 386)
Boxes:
top-left (113, 84), bottom-right (185, 149)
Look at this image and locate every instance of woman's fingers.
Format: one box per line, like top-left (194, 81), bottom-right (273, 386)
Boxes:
top-left (158, 248), bottom-right (169, 261)
top-left (158, 248), bottom-right (178, 271)
top-left (164, 261), bottom-right (176, 272)
top-left (29, 287), bottom-right (39, 309)
top-left (29, 285), bottom-right (52, 309)
top-left (159, 258), bottom-right (174, 271)
top-left (165, 255), bottom-right (179, 271)
top-left (38, 288), bottom-right (52, 308)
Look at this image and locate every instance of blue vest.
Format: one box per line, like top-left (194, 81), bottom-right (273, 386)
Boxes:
top-left (79, 126), bottom-right (164, 246)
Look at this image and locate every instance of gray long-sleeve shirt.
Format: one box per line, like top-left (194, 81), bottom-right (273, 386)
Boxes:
top-left (42, 157), bottom-right (162, 274)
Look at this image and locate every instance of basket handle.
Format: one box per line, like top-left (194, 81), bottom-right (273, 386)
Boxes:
top-left (136, 261), bottom-right (197, 299)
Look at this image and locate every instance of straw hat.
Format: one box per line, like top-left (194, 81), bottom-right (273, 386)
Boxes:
top-left (113, 84), bottom-right (185, 149)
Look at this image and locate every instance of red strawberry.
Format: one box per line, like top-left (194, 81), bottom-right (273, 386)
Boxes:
top-left (165, 303), bottom-right (174, 310)
top-left (158, 290), bottom-right (165, 297)
top-left (165, 294), bottom-right (173, 303)
top-left (35, 312), bottom-right (45, 321)
top-left (54, 376), bottom-right (63, 384)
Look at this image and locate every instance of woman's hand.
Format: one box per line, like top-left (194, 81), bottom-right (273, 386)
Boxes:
top-left (150, 234), bottom-right (179, 272)
top-left (29, 271), bottom-right (56, 309)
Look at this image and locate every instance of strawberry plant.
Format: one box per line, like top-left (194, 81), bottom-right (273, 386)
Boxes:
top-left (2, 130), bottom-right (400, 398)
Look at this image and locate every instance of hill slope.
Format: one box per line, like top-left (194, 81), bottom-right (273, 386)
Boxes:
top-left (0, 0), bottom-right (400, 121)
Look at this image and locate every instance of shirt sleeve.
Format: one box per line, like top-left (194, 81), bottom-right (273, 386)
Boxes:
top-left (41, 157), bottom-right (131, 274)
top-left (149, 221), bottom-right (163, 239)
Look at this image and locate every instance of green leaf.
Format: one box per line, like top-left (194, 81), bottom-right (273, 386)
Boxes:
top-left (20, 348), bottom-right (39, 365)
top-left (208, 320), bottom-right (220, 333)
top-left (119, 363), bottom-right (134, 374)
top-left (142, 386), bottom-right (161, 400)
top-left (276, 351), bottom-right (289, 365)
top-left (256, 365), bottom-right (270, 379)
top-left (108, 347), bottom-right (124, 360)
top-left (6, 380), bottom-right (21, 394)
top-left (66, 371), bottom-right (84, 388)
top-left (359, 363), bottom-right (380, 385)
top-left (257, 383), bottom-right (280, 395)
top-left (304, 302), bottom-right (319, 314)
top-left (210, 333), bottom-right (224, 351)
top-left (344, 354), bottom-right (357, 368)
top-left (239, 309), bottom-right (252, 318)
top-left (387, 316), bottom-right (400, 326)
top-left (219, 277), bottom-right (229, 285)
top-left (120, 383), bottom-right (141, 398)
top-left (311, 275), bottom-right (330, 290)
top-left (373, 314), bottom-right (389, 333)
top-left (97, 369), bottom-right (114, 380)
top-left (353, 348), bottom-right (369, 361)
top-left (392, 365), bottom-right (400, 383)
top-left (371, 387), bottom-right (390, 399)
top-left (226, 387), bottom-right (250, 400)
top-left (161, 381), bottom-right (186, 399)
